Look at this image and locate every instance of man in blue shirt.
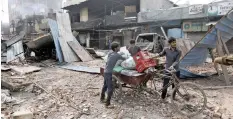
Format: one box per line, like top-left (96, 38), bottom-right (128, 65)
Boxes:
top-left (100, 42), bottom-right (125, 108)
top-left (158, 37), bottom-right (181, 100)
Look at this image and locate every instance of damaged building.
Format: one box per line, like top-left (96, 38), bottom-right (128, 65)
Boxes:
top-left (63, 0), bottom-right (233, 51)
top-left (63, 0), bottom-right (177, 49)
top-left (2, 0), bottom-right (233, 64)
top-left (1, 0), bottom-right (63, 63)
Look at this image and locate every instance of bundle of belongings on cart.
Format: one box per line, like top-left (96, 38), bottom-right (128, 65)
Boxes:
top-left (103, 46), bottom-right (163, 77)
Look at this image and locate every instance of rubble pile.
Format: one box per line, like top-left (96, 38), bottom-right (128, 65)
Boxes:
top-left (186, 63), bottom-right (217, 75)
top-left (1, 59), bottom-right (233, 118)
top-left (2, 1), bottom-right (233, 118)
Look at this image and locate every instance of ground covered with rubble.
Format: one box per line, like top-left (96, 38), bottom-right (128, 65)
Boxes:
top-left (1, 59), bottom-right (233, 119)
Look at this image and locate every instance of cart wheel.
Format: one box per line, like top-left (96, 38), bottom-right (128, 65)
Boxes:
top-left (171, 82), bottom-right (207, 117)
top-left (142, 79), bottom-right (160, 98)
top-left (112, 75), bottom-right (122, 101)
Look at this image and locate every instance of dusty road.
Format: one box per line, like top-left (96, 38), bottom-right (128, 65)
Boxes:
top-left (1, 60), bottom-right (233, 119)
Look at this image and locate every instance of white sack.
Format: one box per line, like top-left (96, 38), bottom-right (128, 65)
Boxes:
top-left (121, 56), bottom-right (136, 69)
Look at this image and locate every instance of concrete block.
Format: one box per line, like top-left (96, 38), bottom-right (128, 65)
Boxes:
top-left (12, 111), bottom-right (33, 119)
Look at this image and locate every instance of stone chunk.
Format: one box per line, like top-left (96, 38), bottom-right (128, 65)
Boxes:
top-left (12, 111), bottom-right (33, 119)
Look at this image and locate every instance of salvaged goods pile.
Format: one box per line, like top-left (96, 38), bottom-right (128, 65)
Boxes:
top-left (185, 63), bottom-right (217, 75)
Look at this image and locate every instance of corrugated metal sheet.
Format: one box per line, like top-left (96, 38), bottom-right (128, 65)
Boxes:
top-left (201, 10), bottom-right (233, 47)
top-left (5, 32), bottom-right (25, 46)
top-left (180, 9), bottom-right (233, 67)
top-left (6, 40), bottom-right (25, 63)
top-left (48, 19), bottom-right (64, 63)
top-left (56, 12), bottom-right (80, 62)
top-left (60, 63), bottom-right (100, 74)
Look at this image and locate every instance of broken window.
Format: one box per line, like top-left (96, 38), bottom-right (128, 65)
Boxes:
top-left (136, 35), bottom-right (153, 43)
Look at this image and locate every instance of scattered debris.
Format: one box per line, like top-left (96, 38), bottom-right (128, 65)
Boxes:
top-left (203, 85), bottom-right (233, 90)
top-left (1, 52), bottom-right (7, 63)
top-left (186, 63), bottom-right (217, 76)
top-left (10, 76), bottom-right (26, 79)
top-left (10, 66), bottom-right (41, 75)
top-left (1, 112), bottom-right (11, 119)
top-left (12, 110), bottom-right (33, 119)
top-left (85, 48), bottom-right (106, 58)
top-left (96, 51), bottom-right (106, 57)
top-left (213, 112), bottom-right (222, 118)
top-left (1, 80), bottom-right (14, 91)
top-left (1, 89), bottom-right (17, 104)
top-left (25, 33), bottom-right (56, 61)
top-left (116, 110), bottom-right (124, 119)
top-left (79, 103), bottom-right (91, 115)
top-left (1, 65), bottom-right (11, 71)
top-left (1, 58), bottom-right (232, 119)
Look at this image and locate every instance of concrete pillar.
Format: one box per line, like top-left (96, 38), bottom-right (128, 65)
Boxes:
top-left (86, 33), bottom-right (90, 48)
top-left (124, 31), bottom-right (133, 46)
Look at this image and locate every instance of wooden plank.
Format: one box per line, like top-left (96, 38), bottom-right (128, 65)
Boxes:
top-left (48, 19), bottom-right (64, 63)
top-left (68, 39), bottom-right (94, 62)
top-left (56, 12), bottom-right (80, 62)
top-left (85, 48), bottom-right (96, 54)
top-left (217, 30), bottom-right (230, 85)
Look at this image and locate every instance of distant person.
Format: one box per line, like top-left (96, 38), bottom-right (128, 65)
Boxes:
top-left (127, 40), bottom-right (141, 56)
top-left (108, 39), bottom-right (112, 50)
top-left (100, 42), bottom-right (125, 108)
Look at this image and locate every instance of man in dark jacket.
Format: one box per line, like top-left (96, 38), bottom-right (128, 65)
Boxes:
top-left (100, 42), bottom-right (125, 108)
top-left (158, 37), bottom-right (181, 100)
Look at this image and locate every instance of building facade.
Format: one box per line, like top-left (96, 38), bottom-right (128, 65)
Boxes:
top-left (64, 0), bottom-right (233, 49)
top-left (63, 0), bottom-right (175, 49)
top-left (138, 0), bottom-right (233, 42)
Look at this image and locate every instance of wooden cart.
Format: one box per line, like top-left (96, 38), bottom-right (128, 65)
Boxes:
top-left (100, 67), bottom-right (207, 117)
